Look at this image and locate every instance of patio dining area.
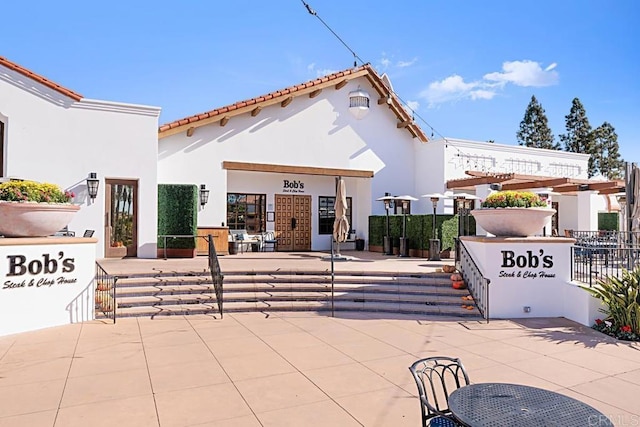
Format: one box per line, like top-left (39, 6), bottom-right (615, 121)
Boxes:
top-left (0, 312), bottom-right (638, 426)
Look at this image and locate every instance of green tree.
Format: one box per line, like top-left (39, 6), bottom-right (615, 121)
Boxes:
top-left (516, 95), bottom-right (559, 149)
top-left (593, 121), bottom-right (624, 179)
top-left (560, 98), bottom-right (597, 177)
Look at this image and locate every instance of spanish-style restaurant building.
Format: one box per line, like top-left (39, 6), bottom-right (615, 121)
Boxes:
top-left (2, 57), bottom-right (625, 257)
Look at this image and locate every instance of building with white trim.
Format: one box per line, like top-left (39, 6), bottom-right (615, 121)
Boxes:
top-left (2, 56), bottom-right (623, 257)
top-left (0, 56), bottom-right (161, 258)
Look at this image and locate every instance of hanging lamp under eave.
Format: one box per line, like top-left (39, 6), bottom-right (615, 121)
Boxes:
top-left (348, 88), bottom-right (370, 119)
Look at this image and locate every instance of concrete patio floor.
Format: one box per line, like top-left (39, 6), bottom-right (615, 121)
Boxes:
top-left (1, 251), bottom-right (639, 426)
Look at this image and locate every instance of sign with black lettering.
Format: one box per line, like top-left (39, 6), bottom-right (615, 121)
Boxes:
top-left (499, 249), bottom-right (556, 279)
top-left (3, 251), bottom-right (77, 290)
top-left (282, 179), bottom-right (305, 193)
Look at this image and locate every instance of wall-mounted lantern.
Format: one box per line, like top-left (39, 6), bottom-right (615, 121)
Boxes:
top-left (86, 172), bottom-right (99, 199)
top-left (199, 184), bottom-right (210, 207)
top-left (348, 88), bottom-right (370, 120)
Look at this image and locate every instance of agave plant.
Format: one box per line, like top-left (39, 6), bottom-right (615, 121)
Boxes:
top-left (581, 266), bottom-right (640, 340)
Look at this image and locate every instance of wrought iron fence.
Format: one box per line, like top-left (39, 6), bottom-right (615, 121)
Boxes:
top-left (567, 230), bottom-right (640, 248)
top-left (456, 239), bottom-right (490, 322)
top-left (207, 234), bottom-right (224, 318)
top-left (95, 262), bottom-right (117, 322)
top-left (571, 245), bottom-right (640, 287)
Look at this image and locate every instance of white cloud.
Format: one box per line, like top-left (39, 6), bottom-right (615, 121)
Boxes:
top-left (397, 57), bottom-right (418, 68)
top-left (470, 90), bottom-right (496, 100)
top-left (483, 60), bottom-right (559, 87)
top-left (421, 60), bottom-right (559, 107)
top-left (406, 100), bottom-right (420, 112)
top-left (420, 75), bottom-right (490, 106)
top-left (306, 63), bottom-right (337, 77)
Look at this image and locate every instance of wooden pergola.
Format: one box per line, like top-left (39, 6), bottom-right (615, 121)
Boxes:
top-left (446, 171), bottom-right (625, 195)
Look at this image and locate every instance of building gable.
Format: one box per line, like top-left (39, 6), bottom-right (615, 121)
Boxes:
top-left (158, 64), bottom-right (427, 142)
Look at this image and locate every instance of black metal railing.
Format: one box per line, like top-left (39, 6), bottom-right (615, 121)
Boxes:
top-left (456, 239), bottom-right (490, 322)
top-left (95, 262), bottom-right (117, 323)
top-left (567, 230), bottom-right (640, 248)
top-left (571, 245), bottom-right (640, 287)
top-left (207, 234), bottom-right (224, 318)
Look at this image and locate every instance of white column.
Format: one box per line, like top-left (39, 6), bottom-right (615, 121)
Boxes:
top-left (576, 190), bottom-right (598, 231)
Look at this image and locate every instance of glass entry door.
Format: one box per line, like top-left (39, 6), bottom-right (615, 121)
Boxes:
top-left (104, 179), bottom-right (138, 258)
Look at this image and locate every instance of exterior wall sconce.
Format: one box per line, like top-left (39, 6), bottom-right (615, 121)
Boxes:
top-left (199, 184), bottom-right (210, 207)
top-left (348, 88), bottom-right (370, 120)
top-left (86, 172), bottom-right (99, 199)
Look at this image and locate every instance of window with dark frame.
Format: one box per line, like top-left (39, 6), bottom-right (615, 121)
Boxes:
top-left (226, 193), bottom-right (266, 233)
top-left (318, 196), bottom-right (352, 235)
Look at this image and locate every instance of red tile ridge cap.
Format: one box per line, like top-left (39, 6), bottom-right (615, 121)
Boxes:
top-left (0, 56), bottom-right (83, 101)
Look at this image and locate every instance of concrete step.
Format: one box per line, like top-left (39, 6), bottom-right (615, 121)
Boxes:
top-left (100, 270), bottom-right (480, 319)
top-left (109, 300), bottom-right (481, 319)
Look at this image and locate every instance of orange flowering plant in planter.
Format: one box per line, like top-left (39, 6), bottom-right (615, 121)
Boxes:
top-left (472, 191), bottom-right (554, 237)
top-left (0, 180), bottom-right (74, 203)
top-left (481, 191), bottom-right (547, 208)
top-left (0, 180), bottom-right (79, 237)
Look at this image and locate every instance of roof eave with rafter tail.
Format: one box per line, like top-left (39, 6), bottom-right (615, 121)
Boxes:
top-left (158, 64), bottom-right (428, 142)
top-left (0, 56), bottom-right (83, 101)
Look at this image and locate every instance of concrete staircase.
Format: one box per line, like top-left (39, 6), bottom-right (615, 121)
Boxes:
top-left (103, 269), bottom-right (481, 319)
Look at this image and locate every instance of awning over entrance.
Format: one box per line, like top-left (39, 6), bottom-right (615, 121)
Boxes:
top-left (446, 171), bottom-right (625, 195)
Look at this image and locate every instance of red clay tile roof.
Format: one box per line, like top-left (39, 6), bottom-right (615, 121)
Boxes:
top-left (158, 64), bottom-right (428, 142)
top-left (0, 56), bottom-right (83, 101)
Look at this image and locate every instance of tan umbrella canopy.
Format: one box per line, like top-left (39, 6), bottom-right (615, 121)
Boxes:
top-left (333, 178), bottom-right (350, 255)
top-left (631, 165), bottom-right (640, 234)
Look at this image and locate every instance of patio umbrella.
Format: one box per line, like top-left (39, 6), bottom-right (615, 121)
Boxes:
top-left (333, 178), bottom-right (350, 256)
top-left (631, 165), bottom-right (640, 236)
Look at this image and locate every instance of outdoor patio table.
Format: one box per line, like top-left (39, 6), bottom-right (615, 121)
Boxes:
top-left (448, 383), bottom-right (613, 427)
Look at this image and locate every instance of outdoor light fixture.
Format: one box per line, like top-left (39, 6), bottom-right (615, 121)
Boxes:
top-left (376, 194), bottom-right (395, 255)
top-left (392, 195), bottom-right (418, 257)
top-left (199, 184), bottom-right (210, 207)
top-left (489, 183), bottom-right (502, 191)
top-left (86, 172), bottom-right (99, 199)
top-left (422, 193), bottom-right (449, 261)
top-left (348, 88), bottom-right (370, 120)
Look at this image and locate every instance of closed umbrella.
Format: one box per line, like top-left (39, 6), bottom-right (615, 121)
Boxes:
top-left (631, 165), bottom-right (640, 241)
top-left (333, 178), bottom-right (350, 256)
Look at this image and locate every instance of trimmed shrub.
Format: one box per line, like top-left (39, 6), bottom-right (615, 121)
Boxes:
top-left (598, 212), bottom-right (619, 231)
top-left (368, 214), bottom-right (466, 250)
top-left (157, 184), bottom-right (198, 249)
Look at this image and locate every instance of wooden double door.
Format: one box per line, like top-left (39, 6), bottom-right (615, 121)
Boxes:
top-left (274, 194), bottom-right (311, 251)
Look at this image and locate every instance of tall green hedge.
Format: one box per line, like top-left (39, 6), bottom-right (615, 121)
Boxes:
top-left (368, 214), bottom-right (475, 250)
top-left (157, 184), bottom-right (198, 249)
top-left (598, 212), bottom-right (619, 231)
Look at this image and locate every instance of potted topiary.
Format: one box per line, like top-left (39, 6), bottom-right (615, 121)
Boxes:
top-left (471, 190), bottom-right (555, 237)
top-left (0, 180), bottom-right (79, 237)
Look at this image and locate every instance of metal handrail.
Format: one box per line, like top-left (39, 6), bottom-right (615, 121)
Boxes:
top-left (95, 262), bottom-right (117, 323)
top-left (207, 234), bottom-right (224, 318)
top-left (456, 239), bottom-right (490, 322)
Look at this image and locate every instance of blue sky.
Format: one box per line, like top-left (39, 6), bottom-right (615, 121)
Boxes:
top-left (4, 1), bottom-right (639, 163)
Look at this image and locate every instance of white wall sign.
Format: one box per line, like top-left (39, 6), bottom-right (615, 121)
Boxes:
top-left (0, 239), bottom-right (97, 337)
top-left (461, 236), bottom-right (603, 326)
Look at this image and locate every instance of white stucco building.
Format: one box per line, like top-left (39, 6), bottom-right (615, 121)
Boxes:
top-left (2, 57), bottom-right (624, 257)
top-left (0, 56), bottom-right (161, 258)
top-left (158, 65), bottom-right (428, 251)
top-left (159, 65), bottom-right (623, 251)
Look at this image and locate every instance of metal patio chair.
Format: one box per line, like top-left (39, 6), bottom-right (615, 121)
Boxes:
top-left (409, 356), bottom-right (470, 427)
